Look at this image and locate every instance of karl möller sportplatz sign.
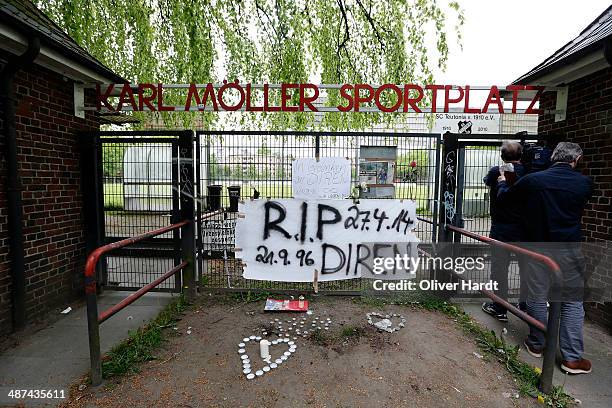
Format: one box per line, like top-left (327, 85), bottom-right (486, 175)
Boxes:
top-left (92, 82), bottom-right (546, 114)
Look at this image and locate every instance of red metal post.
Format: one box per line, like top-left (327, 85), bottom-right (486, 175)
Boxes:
top-left (83, 211), bottom-right (223, 386)
top-left (444, 225), bottom-right (562, 278)
top-left (85, 278), bottom-right (102, 385)
top-left (83, 220), bottom-right (189, 386)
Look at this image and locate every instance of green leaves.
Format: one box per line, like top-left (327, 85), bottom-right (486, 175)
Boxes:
top-left (38, 0), bottom-right (464, 130)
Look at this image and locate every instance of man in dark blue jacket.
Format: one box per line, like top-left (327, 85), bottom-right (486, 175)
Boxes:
top-left (497, 142), bottom-right (593, 375)
top-left (482, 141), bottom-right (526, 321)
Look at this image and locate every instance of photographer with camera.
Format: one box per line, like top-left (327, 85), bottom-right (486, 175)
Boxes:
top-left (497, 142), bottom-right (593, 374)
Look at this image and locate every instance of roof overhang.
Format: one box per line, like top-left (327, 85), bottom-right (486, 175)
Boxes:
top-left (512, 39), bottom-right (612, 87)
top-left (501, 47), bottom-right (610, 102)
top-left (0, 22), bottom-right (120, 84)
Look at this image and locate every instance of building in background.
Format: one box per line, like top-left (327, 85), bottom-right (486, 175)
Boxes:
top-left (513, 5), bottom-right (612, 329)
top-left (0, 0), bottom-right (123, 335)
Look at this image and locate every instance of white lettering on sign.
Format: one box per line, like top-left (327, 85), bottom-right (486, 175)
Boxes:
top-left (235, 199), bottom-right (419, 282)
top-left (433, 113), bottom-right (500, 134)
top-left (292, 157), bottom-right (352, 199)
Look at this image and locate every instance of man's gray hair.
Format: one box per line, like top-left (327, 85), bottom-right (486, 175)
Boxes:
top-left (500, 141), bottom-right (522, 161)
top-left (551, 142), bottom-right (583, 163)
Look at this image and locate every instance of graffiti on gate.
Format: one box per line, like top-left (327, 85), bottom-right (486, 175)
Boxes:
top-left (179, 147), bottom-right (194, 198)
top-left (443, 150), bottom-right (456, 224)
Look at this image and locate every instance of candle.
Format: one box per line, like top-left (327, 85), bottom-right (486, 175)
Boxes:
top-left (260, 339), bottom-right (271, 359)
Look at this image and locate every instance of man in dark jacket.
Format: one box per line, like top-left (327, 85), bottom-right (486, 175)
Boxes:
top-left (497, 142), bottom-right (593, 375)
top-left (481, 141), bottom-right (526, 321)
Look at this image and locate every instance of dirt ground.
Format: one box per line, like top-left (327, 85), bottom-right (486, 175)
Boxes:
top-left (65, 296), bottom-right (536, 408)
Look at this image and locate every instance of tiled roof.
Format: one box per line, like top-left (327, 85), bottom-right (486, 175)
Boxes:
top-left (0, 0), bottom-right (124, 82)
top-left (514, 5), bottom-right (612, 84)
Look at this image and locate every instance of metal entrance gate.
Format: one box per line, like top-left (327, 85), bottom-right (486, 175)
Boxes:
top-left (91, 129), bottom-right (566, 296)
top-left (195, 131), bottom-right (441, 292)
top-left (95, 130), bottom-right (187, 292)
top-left (91, 129), bottom-right (564, 296)
top-left (92, 130), bottom-right (442, 293)
top-left (441, 132), bottom-right (562, 298)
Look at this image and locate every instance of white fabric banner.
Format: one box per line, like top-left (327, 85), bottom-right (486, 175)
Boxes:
top-left (291, 157), bottom-right (352, 199)
top-left (235, 199), bottom-right (419, 282)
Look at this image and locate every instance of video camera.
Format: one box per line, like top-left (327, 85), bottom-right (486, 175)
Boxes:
top-left (515, 132), bottom-right (553, 174)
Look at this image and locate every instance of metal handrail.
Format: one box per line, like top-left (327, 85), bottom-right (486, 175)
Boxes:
top-left (85, 209), bottom-right (224, 386)
top-left (84, 220), bottom-right (190, 297)
top-left (416, 216), bottom-right (559, 332)
top-left (98, 261), bottom-right (188, 323)
top-left (84, 219), bottom-right (192, 386)
top-left (444, 224), bottom-right (562, 278)
top-left (440, 223), bottom-right (562, 394)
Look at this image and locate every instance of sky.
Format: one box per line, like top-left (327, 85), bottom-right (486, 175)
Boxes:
top-left (437, 0), bottom-right (611, 85)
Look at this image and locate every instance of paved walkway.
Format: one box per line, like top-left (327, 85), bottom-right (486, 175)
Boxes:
top-left (461, 302), bottom-right (612, 408)
top-left (0, 291), bottom-right (175, 407)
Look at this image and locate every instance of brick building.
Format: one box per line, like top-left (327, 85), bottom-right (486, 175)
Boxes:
top-left (513, 6), bottom-right (612, 329)
top-left (0, 0), bottom-right (123, 335)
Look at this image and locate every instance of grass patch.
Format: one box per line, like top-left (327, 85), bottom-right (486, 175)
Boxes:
top-left (356, 290), bottom-right (427, 309)
top-left (205, 181), bottom-right (433, 206)
top-left (356, 292), bottom-right (575, 407)
top-left (199, 274), bottom-right (210, 287)
top-left (309, 328), bottom-right (331, 346)
top-left (228, 290), bottom-right (272, 304)
top-left (307, 325), bottom-right (366, 347)
top-left (340, 325), bottom-right (366, 339)
top-left (103, 182), bottom-right (124, 210)
top-left (100, 295), bottom-right (188, 379)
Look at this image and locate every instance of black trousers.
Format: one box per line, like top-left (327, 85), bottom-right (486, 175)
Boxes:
top-left (489, 226), bottom-right (526, 313)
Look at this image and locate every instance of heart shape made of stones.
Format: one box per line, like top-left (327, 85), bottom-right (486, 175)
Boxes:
top-left (366, 312), bottom-right (406, 333)
top-left (238, 336), bottom-right (297, 380)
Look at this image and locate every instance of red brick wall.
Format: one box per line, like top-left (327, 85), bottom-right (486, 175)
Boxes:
top-left (0, 57), bottom-right (100, 335)
top-left (538, 66), bottom-right (612, 329)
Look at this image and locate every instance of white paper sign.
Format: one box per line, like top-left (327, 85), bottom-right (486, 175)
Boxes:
top-left (235, 199), bottom-right (419, 282)
top-left (201, 212), bottom-right (237, 251)
top-left (433, 113), bottom-right (500, 134)
top-left (292, 157), bottom-right (352, 199)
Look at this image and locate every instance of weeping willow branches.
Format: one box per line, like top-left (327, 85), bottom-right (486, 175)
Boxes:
top-left (38, 0), bottom-right (464, 130)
